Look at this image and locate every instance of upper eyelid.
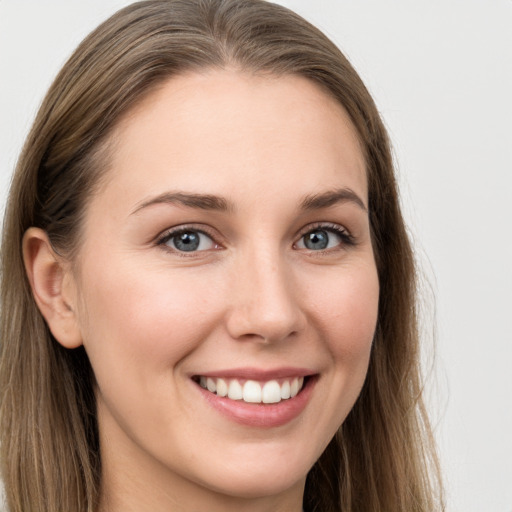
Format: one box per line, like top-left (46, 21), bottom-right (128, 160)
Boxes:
top-left (154, 221), bottom-right (352, 248)
top-left (295, 222), bottom-right (350, 238)
top-left (156, 224), bottom-right (218, 244)
top-left (294, 223), bottom-right (356, 251)
top-left (155, 226), bottom-right (222, 256)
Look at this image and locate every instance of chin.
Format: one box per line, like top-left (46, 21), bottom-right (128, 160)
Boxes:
top-left (199, 467), bottom-right (307, 500)
top-left (186, 441), bottom-right (316, 500)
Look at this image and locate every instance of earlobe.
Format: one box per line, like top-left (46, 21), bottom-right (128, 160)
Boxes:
top-left (22, 227), bottom-right (83, 349)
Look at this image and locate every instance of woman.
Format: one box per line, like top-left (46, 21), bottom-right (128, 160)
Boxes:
top-left (0, 1), bottom-right (443, 511)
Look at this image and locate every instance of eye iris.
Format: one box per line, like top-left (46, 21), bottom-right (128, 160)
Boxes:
top-left (173, 232), bottom-right (200, 251)
top-left (304, 230), bottom-right (329, 250)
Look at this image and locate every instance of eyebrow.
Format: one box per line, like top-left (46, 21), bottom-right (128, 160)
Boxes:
top-left (300, 188), bottom-right (367, 212)
top-left (132, 187), bottom-right (367, 216)
top-left (132, 191), bottom-right (234, 215)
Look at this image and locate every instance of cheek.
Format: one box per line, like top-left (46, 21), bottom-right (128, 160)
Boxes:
top-left (303, 260), bottom-right (378, 426)
top-left (77, 262), bottom-right (224, 374)
top-left (307, 262), bottom-right (379, 360)
top-left (296, 261), bottom-right (378, 442)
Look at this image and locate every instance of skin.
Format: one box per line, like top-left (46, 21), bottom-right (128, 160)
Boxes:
top-left (25, 70), bottom-right (379, 512)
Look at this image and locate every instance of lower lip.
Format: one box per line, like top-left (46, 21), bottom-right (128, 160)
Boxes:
top-left (196, 377), bottom-right (317, 428)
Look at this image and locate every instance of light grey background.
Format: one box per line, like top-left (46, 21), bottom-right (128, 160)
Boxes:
top-left (1, 1), bottom-right (511, 511)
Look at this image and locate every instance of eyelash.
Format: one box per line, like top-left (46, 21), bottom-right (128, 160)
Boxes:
top-left (156, 225), bottom-right (220, 256)
top-left (295, 223), bottom-right (355, 251)
top-left (155, 222), bottom-right (355, 255)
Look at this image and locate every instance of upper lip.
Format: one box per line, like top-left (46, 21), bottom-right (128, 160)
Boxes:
top-left (192, 367), bottom-right (316, 381)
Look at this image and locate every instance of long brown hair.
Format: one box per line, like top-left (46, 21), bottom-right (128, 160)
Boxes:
top-left (0, 1), bottom-right (443, 511)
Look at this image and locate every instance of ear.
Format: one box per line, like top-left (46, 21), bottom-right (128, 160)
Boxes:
top-left (22, 227), bottom-right (83, 349)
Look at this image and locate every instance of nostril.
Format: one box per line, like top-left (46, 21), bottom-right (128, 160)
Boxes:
top-left (225, 258), bottom-right (306, 339)
top-left (232, 329), bottom-right (299, 345)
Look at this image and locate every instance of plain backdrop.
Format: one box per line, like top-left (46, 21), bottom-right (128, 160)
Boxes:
top-left (1, 1), bottom-right (511, 511)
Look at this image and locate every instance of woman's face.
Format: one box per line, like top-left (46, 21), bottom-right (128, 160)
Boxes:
top-left (71, 70), bottom-right (379, 509)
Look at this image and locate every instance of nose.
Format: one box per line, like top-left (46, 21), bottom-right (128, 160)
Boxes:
top-left (225, 249), bottom-right (306, 344)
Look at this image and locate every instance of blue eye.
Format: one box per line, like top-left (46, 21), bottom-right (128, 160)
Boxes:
top-left (296, 226), bottom-right (350, 251)
top-left (161, 229), bottom-right (216, 252)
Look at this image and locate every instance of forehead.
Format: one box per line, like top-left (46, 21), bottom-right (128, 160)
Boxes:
top-left (94, 70), bottom-right (367, 213)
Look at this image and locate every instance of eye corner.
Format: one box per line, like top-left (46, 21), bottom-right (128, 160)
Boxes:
top-left (156, 225), bottom-right (222, 255)
top-left (294, 223), bottom-right (355, 252)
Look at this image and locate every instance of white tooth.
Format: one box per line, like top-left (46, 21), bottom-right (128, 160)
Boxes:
top-left (216, 378), bottom-right (228, 397)
top-left (298, 376), bottom-right (304, 390)
top-left (228, 379), bottom-right (243, 400)
top-left (280, 380), bottom-right (291, 399)
top-left (206, 377), bottom-right (216, 393)
top-left (243, 380), bottom-right (262, 403)
top-left (199, 376), bottom-right (207, 389)
top-left (290, 377), bottom-right (299, 397)
top-left (262, 380), bottom-right (281, 404)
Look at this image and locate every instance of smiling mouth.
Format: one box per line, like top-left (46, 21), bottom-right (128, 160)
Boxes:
top-left (194, 376), bottom-right (307, 404)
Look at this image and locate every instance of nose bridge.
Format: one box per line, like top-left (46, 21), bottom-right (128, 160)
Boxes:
top-left (226, 243), bottom-right (304, 343)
